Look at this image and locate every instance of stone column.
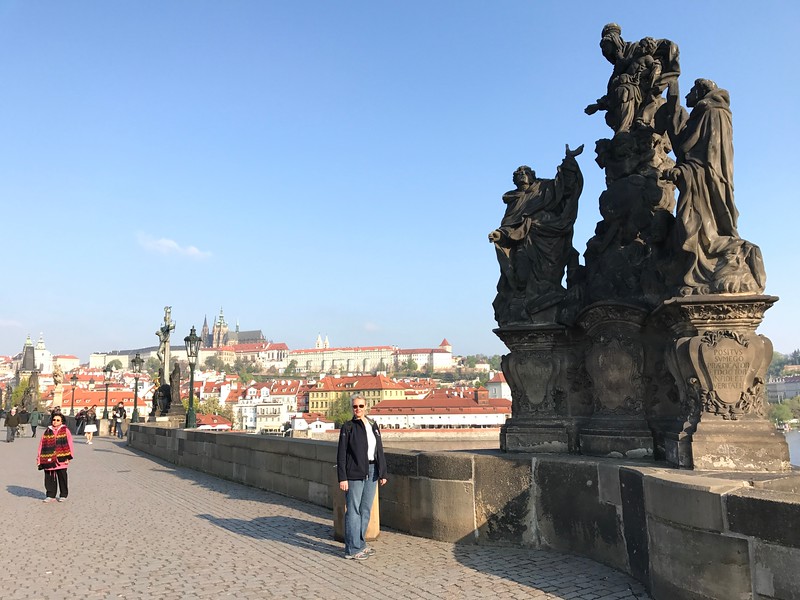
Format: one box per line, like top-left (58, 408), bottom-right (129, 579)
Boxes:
top-left (53, 384), bottom-right (63, 410)
top-left (576, 302), bottom-right (654, 459)
top-left (496, 324), bottom-right (590, 453)
top-left (657, 294), bottom-right (790, 471)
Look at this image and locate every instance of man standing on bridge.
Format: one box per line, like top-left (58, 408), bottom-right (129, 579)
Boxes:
top-left (337, 394), bottom-right (388, 560)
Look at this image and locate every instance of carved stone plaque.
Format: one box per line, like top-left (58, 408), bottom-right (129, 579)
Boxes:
top-left (697, 332), bottom-right (755, 406)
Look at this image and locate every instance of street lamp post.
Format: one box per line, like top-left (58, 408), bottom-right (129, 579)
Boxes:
top-left (102, 365), bottom-right (112, 420)
top-left (70, 374), bottom-right (78, 416)
top-left (184, 326), bottom-right (201, 429)
top-left (131, 353), bottom-right (144, 424)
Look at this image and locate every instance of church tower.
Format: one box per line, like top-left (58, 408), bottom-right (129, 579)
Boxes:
top-left (201, 315), bottom-right (210, 347)
top-left (212, 307), bottom-right (229, 347)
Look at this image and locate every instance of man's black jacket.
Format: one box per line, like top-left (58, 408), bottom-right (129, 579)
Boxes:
top-left (336, 417), bottom-right (387, 482)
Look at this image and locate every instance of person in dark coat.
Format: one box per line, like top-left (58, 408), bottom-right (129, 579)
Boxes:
top-left (5, 407), bottom-right (20, 442)
top-left (29, 409), bottom-right (41, 438)
top-left (336, 394), bottom-right (387, 560)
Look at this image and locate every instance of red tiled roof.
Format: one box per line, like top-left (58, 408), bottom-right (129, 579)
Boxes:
top-left (313, 374), bottom-right (406, 392)
top-left (369, 395), bottom-right (510, 415)
top-left (196, 414), bottom-right (232, 427)
top-left (290, 346), bottom-right (394, 354)
top-left (231, 342), bottom-right (289, 353)
top-left (292, 412), bottom-right (332, 424)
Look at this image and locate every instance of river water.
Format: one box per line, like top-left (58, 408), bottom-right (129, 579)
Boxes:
top-left (787, 431), bottom-right (800, 466)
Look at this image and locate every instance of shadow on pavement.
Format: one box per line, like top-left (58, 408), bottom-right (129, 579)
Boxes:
top-left (198, 514), bottom-right (341, 557)
top-left (6, 485), bottom-right (43, 499)
top-left (136, 458), bottom-right (331, 521)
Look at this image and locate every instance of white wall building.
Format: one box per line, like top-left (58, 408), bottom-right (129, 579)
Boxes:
top-left (486, 371), bottom-right (511, 401)
top-left (369, 387), bottom-right (511, 430)
top-left (768, 376), bottom-right (800, 403)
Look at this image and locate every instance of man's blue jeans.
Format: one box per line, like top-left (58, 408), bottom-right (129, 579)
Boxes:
top-left (116, 422), bottom-right (124, 438)
top-left (344, 464), bottom-right (377, 556)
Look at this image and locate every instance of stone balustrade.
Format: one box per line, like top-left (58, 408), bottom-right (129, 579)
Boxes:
top-left (128, 423), bottom-right (799, 600)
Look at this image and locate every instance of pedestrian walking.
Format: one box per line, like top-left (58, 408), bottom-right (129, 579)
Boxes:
top-left (75, 408), bottom-right (87, 435)
top-left (29, 408), bottom-right (41, 438)
top-left (5, 407), bottom-right (20, 443)
top-left (18, 407), bottom-right (30, 436)
top-left (113, 402), bottom-right (127, 439)
top-left (36, 414), bottom-right (74, 502)
top-left (84, 405), bottom-right (98, 444)
top-left (336, 393), bottom-right (388, 560)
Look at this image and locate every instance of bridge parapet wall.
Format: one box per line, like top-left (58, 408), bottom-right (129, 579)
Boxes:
top-left (129, 424), bottom-right (799, 600)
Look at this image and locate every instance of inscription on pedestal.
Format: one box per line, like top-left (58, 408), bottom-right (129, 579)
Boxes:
top-left (700, 333), bottom-right (755, 406)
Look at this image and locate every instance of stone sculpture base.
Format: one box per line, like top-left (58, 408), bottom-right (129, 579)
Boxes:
top-left (500, 419), bottom-right (581, 453)
top-left (146, 415), bottom-right (187, 429)
top-left (495, 324), bottom-right (589, 454)
top-left (576, 303), bottom-right (653, 459)
top-left (658, 294), bottom-right (790, 471)
top-left (167, 402), bottom-right (187, 419)
top-left (579, 420), bottom-right (654, 459)
top-left (666, 420), bottom-right (790, 471)
top-left (52, 385), bottom-right (63, 410)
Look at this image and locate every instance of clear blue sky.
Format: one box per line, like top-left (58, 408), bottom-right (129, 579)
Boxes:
top-left (1, 2), bottom-right (798, 361)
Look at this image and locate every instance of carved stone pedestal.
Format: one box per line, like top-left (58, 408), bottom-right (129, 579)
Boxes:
top-left (577, 303), bottom-right (654, 459)
top-left (666, 420), bottom-right (790, 471)
top-left (496, 325), bottom-right (587, 453)
top-left (658, 294), bottom-right (790, 471)
top-left (52, 384), bottom-right (63, 410)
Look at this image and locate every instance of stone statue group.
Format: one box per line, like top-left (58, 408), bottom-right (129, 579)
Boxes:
top-left (490, 25), bottom-right (786, 470)
top-left (490, 23), bottom-right (765, 328)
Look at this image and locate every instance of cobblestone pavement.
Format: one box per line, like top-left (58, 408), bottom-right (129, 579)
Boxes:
top-left (1, 433), bottom-right (652, 599)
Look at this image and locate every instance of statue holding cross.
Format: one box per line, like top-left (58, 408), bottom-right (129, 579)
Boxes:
top-left (155, 306), bottom-right (176, 378)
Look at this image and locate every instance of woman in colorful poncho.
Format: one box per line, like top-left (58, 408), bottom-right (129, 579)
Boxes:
top-left (36, 414), bottom-right (75, 502)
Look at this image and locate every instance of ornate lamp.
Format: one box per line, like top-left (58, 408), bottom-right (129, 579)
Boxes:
top-left (102, 364), bottom-right (112, 420)
top-left (131, 353), bottom-right (144, 424)
top-left (70, 373), bottom-right (78, 416)
top-left (184, 326), bottom-right (201, 428)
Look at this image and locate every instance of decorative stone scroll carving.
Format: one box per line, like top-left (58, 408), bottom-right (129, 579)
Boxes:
top-left (496, 325), bottom-right (590, 453)
top-left (576, 303), bottom-right (653, 458)
top-left (656, 295), bottom-right (789, 470)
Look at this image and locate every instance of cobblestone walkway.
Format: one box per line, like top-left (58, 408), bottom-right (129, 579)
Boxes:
top-left (1, 433), bottom-right (652, 599)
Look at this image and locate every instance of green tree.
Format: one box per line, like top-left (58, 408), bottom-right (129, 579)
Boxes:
top-left (204, 355), bottom-right (228, 372)
top-left (400, 358), bottom-right (418, 374)
top-left (768, 352), bottom-right (789, 379)
top-left (283, 359), bottom-right (298, 376)
top-left (145, 357), bottom-right (161, 377)
top-left (327, 392), bottom-right (354, 427)
top-left (11, 377), bottom-right (29, 408)
top-left (787, 396), bottom-right (800, 420)
top-left (189, 395), bottom-right (235, 422)
top-left (107, 359), bottom-right (124, 371)
top-left (234, 358), bottom-right (261, 384)
top-left (768, 402), bottom-right (792, 423)
top-left (790, 349), bottom-right (800, 365)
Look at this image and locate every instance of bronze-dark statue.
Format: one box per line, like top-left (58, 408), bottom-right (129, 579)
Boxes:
top-left (585, 23), bottom-right (680, 134)
top-left (490, 144), bottom-right (583, 326)
top-left (663, 78), bottom-right (765, 295)
top-left (493, 23), bottom-right (786, 472)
